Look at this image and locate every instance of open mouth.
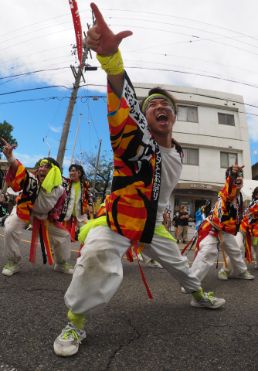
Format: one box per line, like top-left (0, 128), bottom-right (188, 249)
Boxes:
top-left (156, 113), bottom-right (168, 122)
top-left (38, 173), bottom-right (46, 181)
top-left (235, 179), bottom-right (243, 186)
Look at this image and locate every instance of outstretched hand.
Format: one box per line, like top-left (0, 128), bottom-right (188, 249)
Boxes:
top-left (86, 3), bottom-right (132, 55)
top-left (1, 137), bottom-right (16, 160)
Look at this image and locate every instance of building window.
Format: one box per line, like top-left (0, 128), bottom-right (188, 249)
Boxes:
top-left (177, 106), bottom-right (198, 123)
top-left (220, 152), bottom-right (238, 168)
top-left (218, 112), bottom-right (235, 126)
top-left (182, 148), bottom-right (199, 165)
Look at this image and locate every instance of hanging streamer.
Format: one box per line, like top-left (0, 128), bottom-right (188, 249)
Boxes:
top-left (69, 0), bottom-right (83, 65)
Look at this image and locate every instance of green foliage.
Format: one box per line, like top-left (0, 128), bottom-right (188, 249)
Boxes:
top-left (79, 152), bottom-right (113, 202)
top-left (0, 121), bottom-right (17, 154)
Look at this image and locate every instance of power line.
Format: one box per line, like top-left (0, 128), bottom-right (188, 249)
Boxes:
top-left (0, 67), bottom-right (70, 81)
top-left (1, 7), bottom-right (258, 70)
top-left (0, 13), bottom-right (68, 39)
top-left (104, 7), bottom-right (258, 44)
top-left (109, 15), bottom-right (258, 52)
top-left (1, 61), bottom-right (258, 96)
top-left (0, 92), bottom-right (258, 119)
top-left (0, 85), bottom-right (72, 96)
top-left (126, 65), bottom-right (258, 89)
top-left (110, 21), bottom-right (258, 58)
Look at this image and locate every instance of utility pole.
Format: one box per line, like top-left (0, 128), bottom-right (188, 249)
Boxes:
top-left (70, 113), bottom-right (82, 164)
top-left (92, 139), bottom-right (102, 199)
top-left (56, 44), bottom-right (97, 167)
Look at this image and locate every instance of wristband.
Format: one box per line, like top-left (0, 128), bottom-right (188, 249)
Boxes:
top-left (96, 49), bottom-right (124, 75)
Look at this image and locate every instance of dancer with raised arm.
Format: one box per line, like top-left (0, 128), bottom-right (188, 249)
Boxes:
top-left (53, 3), bottom-right (225, 357)
top-left (1, 138), bottom-right (73, 276)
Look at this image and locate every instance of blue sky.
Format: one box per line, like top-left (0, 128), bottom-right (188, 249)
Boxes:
top-left (0, 80), bottom-right (111, 175)
top-left (0, 0), bottom-right (258, 175)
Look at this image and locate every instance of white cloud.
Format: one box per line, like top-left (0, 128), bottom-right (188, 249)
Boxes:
top-left (248, 120), bottom-right (258, 142)
top-left (1, 0), bottom-right (258, 154)
top-left (14, 152), bottom-right (45, 167)
top-left (49, 125), bottom-right (62, 134)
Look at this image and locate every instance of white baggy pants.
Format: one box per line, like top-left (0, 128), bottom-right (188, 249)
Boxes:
top-left (64, 225), bottom-right (201, 315)
top-left (3, 208), bottom-right (71, 264)
top-left (190, 231), bottom-right (247, 281)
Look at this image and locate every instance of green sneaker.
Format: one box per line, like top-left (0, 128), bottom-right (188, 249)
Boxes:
top-left (234, 270), bottom-right (255, 280)
top-left (218, 269), bottom-right (229, 280)
top-left (54, 262), bottom-right (74, 275)
top-left (53, 323), bottom-right (86, 357)
top-left (2, 261), bottom-right (21, 277)
top-left (191, 291), bottom-right (225, 309)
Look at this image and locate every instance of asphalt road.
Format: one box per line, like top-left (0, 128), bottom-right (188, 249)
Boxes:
top-left (0, 226), bottom-right (258, 371)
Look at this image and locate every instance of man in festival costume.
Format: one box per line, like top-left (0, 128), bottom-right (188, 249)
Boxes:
top-left (190, 165), bottom-right (254, 282)
top-left (239, 186), bottom-right (258, 268)
top-left (61, 164), bottom-right (93, 241)
top-left (53, 3), bottom-right (225, 357)
top-left (219, 186), bottom-right (258, 275)
top-left (1, 139), bottom-right (73, 276)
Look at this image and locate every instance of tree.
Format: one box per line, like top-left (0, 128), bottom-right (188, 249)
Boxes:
top-left (79, 152), bottom-right (113, 203)
top-left (0, 121), bottom-right (17, 188)
top-left (0, 121), bottom-right (17, 157)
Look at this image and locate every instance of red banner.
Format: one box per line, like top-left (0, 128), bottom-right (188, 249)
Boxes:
top-left (69, 0), bottom-right (83, 65)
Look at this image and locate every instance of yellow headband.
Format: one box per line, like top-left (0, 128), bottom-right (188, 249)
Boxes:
top-left (39, 159), bottom-right (52, 168)
top-left (141, 93), bottom-right (176, 114)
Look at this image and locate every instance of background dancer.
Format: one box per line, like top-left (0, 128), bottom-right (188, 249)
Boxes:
top-left (1, 138), bottom-right (73, 276)
top-left (61, 164), bottom-right (93, 241)
top-left (240, 186), bottom-right (258, 268)
top-left (190, 164), bottom-right (254, 283)
top-left (220, 186), bottom-right (258, 274)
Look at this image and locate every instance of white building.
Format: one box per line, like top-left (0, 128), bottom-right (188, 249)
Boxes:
top-left (135, 83), bottom-right (252, 217)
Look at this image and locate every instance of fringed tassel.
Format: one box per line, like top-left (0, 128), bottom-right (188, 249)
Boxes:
top-left (132, 242), bottom-right (153, 300)
top-left (39, 223), bottom-right (47, 264)
top-left (29, 218), bottom-right (54, 265)
top-left (29, 218), bottom-right (40, 263)
top-left (70, 217), bottom-right (77, 242)
top-left (218, 231), bottom-right (228, 269)
top-left (181, 233), bottom-right (197, 255)
top-left (126, 247), bottom-right (134, 262)
top-left (245, 229), bottom-right (253, 264)
top-left (41, 220), bottom-right (54, 265)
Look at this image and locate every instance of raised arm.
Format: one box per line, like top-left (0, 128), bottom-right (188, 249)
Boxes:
top-left (1, 138), bottom-right (18, 172)
top-left (86, 3), bottom-right (132, 97)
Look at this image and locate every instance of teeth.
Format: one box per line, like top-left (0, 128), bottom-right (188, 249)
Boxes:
top-left (157, 114), bottom-right (167, 120)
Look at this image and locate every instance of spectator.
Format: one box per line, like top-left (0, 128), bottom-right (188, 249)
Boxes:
top-left (173, 207), bottom-right (180, 240)
top-left (177, 205), bottom-right (189, 243)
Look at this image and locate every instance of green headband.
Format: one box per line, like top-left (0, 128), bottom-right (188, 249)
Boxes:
top-left (39, 159), bottom-right (52, 168)
top-left (141, 93), bottom-right (176, 114)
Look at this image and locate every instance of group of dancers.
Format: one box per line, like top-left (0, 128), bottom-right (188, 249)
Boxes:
top-left (1, 139), bottom-right (93, 277)
top-left (1, 2), bottom-right (257, 358)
